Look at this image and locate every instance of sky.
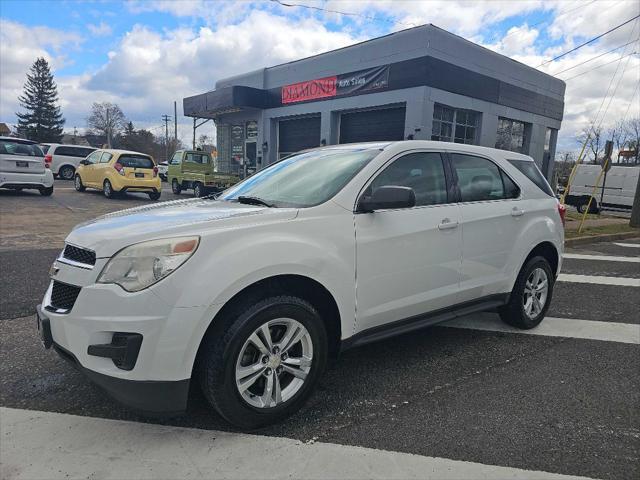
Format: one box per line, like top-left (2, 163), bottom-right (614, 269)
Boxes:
top-left (0, 0), bottom-right (638, 154)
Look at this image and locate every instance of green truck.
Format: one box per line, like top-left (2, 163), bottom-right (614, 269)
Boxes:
top-left (167, 150), bottom-right (239, 197)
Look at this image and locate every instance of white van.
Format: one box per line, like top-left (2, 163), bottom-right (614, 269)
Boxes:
top-left (41, 144), bottom-right (96, 180)
top-left (565, 164), bottom-right (639, 213)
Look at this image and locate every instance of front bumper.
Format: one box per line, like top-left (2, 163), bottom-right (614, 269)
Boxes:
top-left (37, 304), bottom-right (190, 416)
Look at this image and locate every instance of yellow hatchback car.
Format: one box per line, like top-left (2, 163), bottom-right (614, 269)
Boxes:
top-left (74, 149), bottom-right (161, 200)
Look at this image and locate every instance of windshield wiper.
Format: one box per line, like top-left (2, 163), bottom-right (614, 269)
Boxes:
top-left (237, 196), bottom-right (274, 207)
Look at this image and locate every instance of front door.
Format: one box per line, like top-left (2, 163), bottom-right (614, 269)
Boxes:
top-left (81, 150), bottom-right (102, 186)
top-left (450, 152), bottom-right (523, 301)
top-left (355, 151), bottom-right (462, 333)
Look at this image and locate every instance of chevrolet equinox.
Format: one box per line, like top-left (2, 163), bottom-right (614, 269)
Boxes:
top-left (37, 141), bottom-right (565, 428)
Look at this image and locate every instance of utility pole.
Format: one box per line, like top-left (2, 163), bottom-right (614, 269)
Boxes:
top-left (174, 101), bottom-right (178, 143)
top-left (106, 108), bottom-right (111, 148)
top-left (162, 114), bottom-right (171, 161)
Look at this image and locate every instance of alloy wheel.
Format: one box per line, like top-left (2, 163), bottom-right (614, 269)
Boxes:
top-left (235, 318), bottom-right (313, 409)
top-left (523, 267), bottom-right (549, 319)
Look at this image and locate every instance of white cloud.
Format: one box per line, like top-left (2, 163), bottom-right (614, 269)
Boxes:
top-left (87, 22), bottom-right (113, 37)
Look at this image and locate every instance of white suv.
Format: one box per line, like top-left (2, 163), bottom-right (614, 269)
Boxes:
top-left (37, 141), bottom-right (564, 428)
top-left (1, 136), bottom-right (54, 195)
top-left (41, 143), bottom-right (96, 180)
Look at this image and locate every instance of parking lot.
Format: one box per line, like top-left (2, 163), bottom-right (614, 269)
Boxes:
top-left (1, 179), bottom-right (639, 479)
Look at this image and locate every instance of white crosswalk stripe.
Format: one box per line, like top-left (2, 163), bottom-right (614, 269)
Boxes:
top-left (563, 253), bottom-right (640, 263)
top-left (614, 242), bottom-right (640, 248)
top-left (0, 407), bottom-right (595, 480)
top-left (557, 273), bottom-right (640, 287)
top-left (445, 313), bottom-right (640, 344)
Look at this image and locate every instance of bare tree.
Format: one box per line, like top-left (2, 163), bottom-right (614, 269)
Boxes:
top-left (87, 102), bottom-right (127, 148)
top-left (624, 117), bottom-right (639, 164)
top-left (577, 126), bottom-right (603, 163)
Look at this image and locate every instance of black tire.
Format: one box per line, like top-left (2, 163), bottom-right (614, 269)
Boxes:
top-left (148, 191), bottom-right (161, 201)
top-left (499, 256), bottom-right (554, 329)
top-left (39, 186), bottom-right (53, 196)
top-left (577, 197), bottom-right (598, 214)
top-left (103, 179), bottom-right (115, 199)
top-left (193, 182), bottom-right (204, 198)
top-left (58, 165), bottom-right (75, 180)
top-left (198, 295), bottom-right (328, 429)
top-left (74, 175), bottom-right (85, 192)
top-left (171, 178), bottom-right (182, 195)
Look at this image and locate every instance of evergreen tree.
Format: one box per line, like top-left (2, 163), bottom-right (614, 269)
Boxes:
top-left (16, 57), bottom-right (65, 142)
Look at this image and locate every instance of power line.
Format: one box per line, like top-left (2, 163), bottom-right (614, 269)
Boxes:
top-left (270, 0), bottom-right (417, 28)
top-left (536, 14), bottom-right (640, 67)
top-left (551, 38), bottom-right (639, 75)
top-left (562, 50), bottom-right (638, 81)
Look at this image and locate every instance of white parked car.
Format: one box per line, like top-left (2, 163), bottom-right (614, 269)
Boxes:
top-left (157, 160), bottom-right (168, 181)
top-left (40, 143), bottom-right (96, 180)
top-left (0, 136), bottom-right (54, 196)
top-left (37, 141), bottom-right (564, 428)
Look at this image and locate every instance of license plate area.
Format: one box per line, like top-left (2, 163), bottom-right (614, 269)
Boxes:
top-left (16, 161), bottom-right (29, 168)
top-left (135, 172), bottom-right (144, 178)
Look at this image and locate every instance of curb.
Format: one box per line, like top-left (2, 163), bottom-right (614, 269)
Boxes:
top-left (565, 230), bottom-right (640, 247)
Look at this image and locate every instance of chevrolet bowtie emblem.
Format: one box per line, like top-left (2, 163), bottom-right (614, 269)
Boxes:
top-left (49, 263), bottom-right (60, 277)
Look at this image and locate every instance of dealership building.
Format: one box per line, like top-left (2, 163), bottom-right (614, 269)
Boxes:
top-left (183, 24), bottom-right (565, 179)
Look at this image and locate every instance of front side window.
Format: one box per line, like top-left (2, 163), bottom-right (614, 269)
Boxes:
top-left (219, 147), bottom-right (380, 208)
top-left (431, 104), bottom-right (480, 144)
top-left (170, 152), bottom-right (182, 165)
top-left (369, 152), bottom-right (448, 206)
top-left (452, 154), bottom-right (506, 202)
top-left (496, 117), bottom-right (528, 153)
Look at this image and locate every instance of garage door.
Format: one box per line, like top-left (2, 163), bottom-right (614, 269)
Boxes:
top-left (278, 116), bottom-right (321, 159)
top-left (339, 106), bottom-right (406, 144)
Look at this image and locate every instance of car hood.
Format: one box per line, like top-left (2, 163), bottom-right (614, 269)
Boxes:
top-left (66, 198), bottom-right (298, 257)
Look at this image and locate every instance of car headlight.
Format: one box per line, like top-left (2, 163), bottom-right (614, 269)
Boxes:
top-left (97, 236), bottom-right (200, 292)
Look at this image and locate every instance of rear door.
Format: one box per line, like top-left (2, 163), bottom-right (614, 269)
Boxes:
top-left (118, 154), bottom-right (155, 179)
top-left (0, 139), bottom-right (45, 174)
top-left (451, 153), bottom-right (523, 301)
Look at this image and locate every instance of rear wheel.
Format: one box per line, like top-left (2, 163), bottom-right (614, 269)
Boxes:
top-left (193, 182), bottom-right (204, 198)
top-left (39, 186), bottom-right (53, 196)
top-left (74, 175), bottom-right (85, 192)
top-left (103, 179), bottom-right (115, 199)
top-left (58, 165), bottom-right (75, 180)
top-left (577, 197), bottom-right (599, 214)
top-left (171, 178), bottom-right (182, 195)
top-left (148, 191), bottom-right (161, 201)
top-left (198, 295), bottom-right (327, 429)
top-left (499, 256), bottom-right (554, 329)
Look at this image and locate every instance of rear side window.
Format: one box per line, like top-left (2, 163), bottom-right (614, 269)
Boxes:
top-left (508, 159), bottom-right (554, 196)
top-left (40, 145), bottom-right (50, 154)
top-left (451, 154), bottom-right (505, 202)
top-left (100, 152), bottom-right (113, 163)
top-left (370, 152), bottom-right (448, 206)
top-left (118, 154), bottom-right (154, 169)
top-left (0, 139), bottom-right (43, 157)
top-left (185, 152), bottom-right (210, 164)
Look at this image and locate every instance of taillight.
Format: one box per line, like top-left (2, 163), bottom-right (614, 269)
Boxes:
top-left (113, 162), bottom-right (125, 176)
top-left (557, 202), bottom-right (567, 227)
top-left (44, 154), bottom-right (52, 168)
top-left (153, 166), bottom-right (158, 178)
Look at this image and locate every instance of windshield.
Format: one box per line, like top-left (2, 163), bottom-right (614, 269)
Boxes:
top-left (219, 147), bottom-right (380, 207)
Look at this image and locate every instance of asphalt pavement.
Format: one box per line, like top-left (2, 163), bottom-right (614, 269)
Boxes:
top-left (1, 179), bottom-right (638, 479)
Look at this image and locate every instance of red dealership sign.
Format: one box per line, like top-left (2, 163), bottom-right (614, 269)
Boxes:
top-left (282, 76), bottom-right (337, 104)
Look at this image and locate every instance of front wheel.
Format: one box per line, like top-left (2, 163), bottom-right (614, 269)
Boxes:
top-left (171, 178), bottom-right (182, 195)
top-left (74, 175), bottom-right (85, 192)
top-left (500, 256), bottom-right (554, 329)
top-left (198, 295), bottom-right (327, 429)
top-left (103, 179), bottom-right (115, 199)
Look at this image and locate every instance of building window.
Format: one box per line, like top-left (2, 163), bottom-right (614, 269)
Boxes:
top-left (495, 117), bottom-right (528, 153)
top-left (431, 104), bottom-right (480, 144)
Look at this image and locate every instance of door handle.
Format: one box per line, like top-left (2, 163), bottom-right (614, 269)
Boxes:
top-left (438, 218), bottom-right (459, 230)
top-left (511, 207), bottom-right (525, 217)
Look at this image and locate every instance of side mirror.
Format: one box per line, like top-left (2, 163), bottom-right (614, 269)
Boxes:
top-left (357, 186), bottom-right (416, 213)
top-left (79, 159), bottom-right (90, 165)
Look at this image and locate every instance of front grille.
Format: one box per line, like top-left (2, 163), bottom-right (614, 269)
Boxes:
top-left (48, 281), bottom-right (81, 312)
top-left (63, 244), bottom-right (96, 266)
